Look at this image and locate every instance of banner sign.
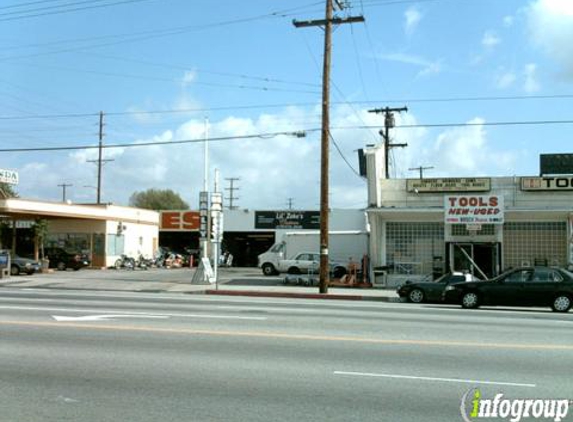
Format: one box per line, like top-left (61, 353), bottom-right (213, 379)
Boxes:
top-left (160, 211), bottom-right (200, 231)
top-left (521, 176), bottom-right (573, 191)
top-left (0, 168), bottom-right (19, 185)
top-left (445, 195), bottom-right (504, 224)
top-left (407, 178), bottom-right (490, 193)
top-left (540, 153), bottom-right (573, 175)
top-left (255, 211), bottom-right (320, 230)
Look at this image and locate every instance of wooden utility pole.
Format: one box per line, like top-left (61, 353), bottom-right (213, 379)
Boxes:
top-left (409, 165), bottom-right (434, 179)
top-left (57, 183), bottom-right (72, 202)
top-left (87, 111), bottom-right (114, 204)
top-left (294, 1), bottom-right (364, 294)
top-left (368, 106), bottom-right (408, 179)
top-left (224, 177), bottom-right (240, 210)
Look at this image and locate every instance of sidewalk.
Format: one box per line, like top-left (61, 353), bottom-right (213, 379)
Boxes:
top-left (0, 267), bottom-right (400, 302)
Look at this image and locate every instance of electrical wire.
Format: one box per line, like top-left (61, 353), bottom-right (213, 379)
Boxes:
top-left (329, 133), bottom-right (364, 180)
top-left (2, 94), bottom-right (573, 120)
top-left (0, 0), bottom-right (153, 22)
top-left (0, 129), bottom-right (321, 153)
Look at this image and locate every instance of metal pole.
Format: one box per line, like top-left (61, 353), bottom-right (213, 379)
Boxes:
top-left (213, 169), bottom-right (219, 290)
top-left (97, 111), bottom-right (103, 204)
top-left (202, 117), bottom-right (210, 262)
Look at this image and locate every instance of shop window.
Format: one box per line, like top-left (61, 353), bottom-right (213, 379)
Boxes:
top-left (503, 222), bottom-right (566, 269)
top-left (386, 222), bottom-right (444, 275)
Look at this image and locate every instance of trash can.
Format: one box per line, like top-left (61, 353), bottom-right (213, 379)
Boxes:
top-left (0, 250), bottom-right (10, 279)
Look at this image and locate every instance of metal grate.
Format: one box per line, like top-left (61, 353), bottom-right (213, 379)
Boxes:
top-left (503, 222), bottom-right (566, 269)
top-left (386, 222), bottom-right (444, 275)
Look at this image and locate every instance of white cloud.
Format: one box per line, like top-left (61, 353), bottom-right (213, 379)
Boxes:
top-left (482, 30), bottom-right (501, 48)
top-left (13, 108), bottom-right (520, 210)
top-left (379, 53), bottom-right (442, 78)
top-left (503, 15), bottom-right (515, 27)
top-left (527, 0), bottom-right (573, 79)
top-left (496, 70), bottom-right (517, 89)
top-left (393, 117), bottom-right (517, 178)
top-left (404, 6), bottom-right (422, 35)
top-left (523, 63), bottom-right (541, 93)
top-left (181, 70), bottom-right (197, 87)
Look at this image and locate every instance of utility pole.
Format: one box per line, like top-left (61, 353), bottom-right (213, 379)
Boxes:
top-left (224, 177), bottom-right (240, 210)
top-left (294, 1), bottom-right (364, 294)
top-left (368, 106), bottom-right (408, 179)
top-left (287, 198), bottom-right (294, 210)
top-left (409, 165), bottom-right (434, 179)
top-left (57, 183), bottom-right (72, 202)
top-left (87, 111), bottom-right (114, 204)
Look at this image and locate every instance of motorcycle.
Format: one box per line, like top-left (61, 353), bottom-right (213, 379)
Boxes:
top-left (114, 254), bottom-right (135, 270)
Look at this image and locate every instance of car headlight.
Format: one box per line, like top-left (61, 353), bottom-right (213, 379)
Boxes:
top-left (444, 285), bottom-right (456, 292)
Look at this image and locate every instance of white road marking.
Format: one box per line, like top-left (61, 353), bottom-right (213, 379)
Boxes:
top-left (333, 371), bottom-right (537, 388)
top-left (0, 305), bottom-right (267, 321)
top-left (52, 314), bottom-right (169, 322)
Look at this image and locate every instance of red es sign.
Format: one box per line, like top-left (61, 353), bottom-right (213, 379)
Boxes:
top-left (160, 211), bottom-right (200, 231)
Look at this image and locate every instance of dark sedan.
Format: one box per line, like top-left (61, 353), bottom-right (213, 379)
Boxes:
top-left (44, 247), bottom-right (90, 271)
top-left (397, 272), bottom-right (480, 303)
top-left (443, 266), bottom-right (573, 312)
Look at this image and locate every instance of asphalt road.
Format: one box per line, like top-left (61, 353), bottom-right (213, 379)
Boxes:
top-left (1, 288), bottom-right (572, 422)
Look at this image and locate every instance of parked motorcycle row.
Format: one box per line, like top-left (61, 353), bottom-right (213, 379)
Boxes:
top-left (113, 248), bottom-right (197, 270)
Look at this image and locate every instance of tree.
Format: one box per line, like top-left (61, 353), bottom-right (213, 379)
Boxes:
top-left (129, 189), bottom-right (189, 211)
top-left (0, 183), bottom-right (18, 198)
top-left (31, 218), bottom-right (49, 261)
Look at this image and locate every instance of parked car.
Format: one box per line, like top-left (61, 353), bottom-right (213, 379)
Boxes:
top-left (443, 266), bottom-right (573, 312)
top-left (397, 271), bottom-right (480, 303)
top-left (44, 247), bottom-right (90, 271)
top-left (278, 252), bottom-right (347, 278)
top-left (10, 254), bottom-right (41, 276)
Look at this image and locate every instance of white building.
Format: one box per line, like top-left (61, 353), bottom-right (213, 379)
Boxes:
top-left (0, 197), bottom-right (159, 268)
top-left (364, 145), bottom-right (573, 287)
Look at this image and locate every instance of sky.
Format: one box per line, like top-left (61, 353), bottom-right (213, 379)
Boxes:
top-left (1, 0), bottom-right (572, 211)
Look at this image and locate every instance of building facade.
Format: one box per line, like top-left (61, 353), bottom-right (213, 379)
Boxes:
top-left (364, 145), bottom-right (573, 286)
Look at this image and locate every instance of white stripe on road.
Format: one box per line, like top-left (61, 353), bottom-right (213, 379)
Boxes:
top-left (0, 305), bottom-right (267, 321)
top-left (333, 371), bottom-right (537, 388)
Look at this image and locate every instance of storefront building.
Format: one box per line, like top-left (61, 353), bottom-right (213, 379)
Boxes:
top-left (364, 146), bottom-right (573, 286)
top-left (159, 208), bottom-right (368, 267)
top-left (0, 197), bottom-right (159, 268)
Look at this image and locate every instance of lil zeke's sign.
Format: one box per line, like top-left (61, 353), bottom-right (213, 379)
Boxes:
top-left (445, 195), bottom-right (504, 224)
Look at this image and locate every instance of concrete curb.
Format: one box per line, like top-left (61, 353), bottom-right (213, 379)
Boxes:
top-left (205, 289), bottom-right (397, 302)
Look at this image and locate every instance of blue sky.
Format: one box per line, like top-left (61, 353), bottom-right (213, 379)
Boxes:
top-left (1, 0), bottom-right (572, 210)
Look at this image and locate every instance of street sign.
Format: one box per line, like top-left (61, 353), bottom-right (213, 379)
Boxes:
top-left (0, 168), bottom-right (19, 185)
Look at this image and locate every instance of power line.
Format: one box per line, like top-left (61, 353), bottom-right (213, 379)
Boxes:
top-left (0, 0), bottom-right (153, 22)
top-left (0, 129), bottom-right (319, 153)
top-left (3, 93), bottom-right (573, 120)
top-left (2, 118), bottom-right (573, 153)
top-left (329, 133), bottom-right (363, 179)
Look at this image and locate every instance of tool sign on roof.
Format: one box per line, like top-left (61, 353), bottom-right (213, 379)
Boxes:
top-left (444, 195), bottom-right (504, 224)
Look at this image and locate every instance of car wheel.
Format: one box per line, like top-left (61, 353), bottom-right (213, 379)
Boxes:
top-left (461, 291), bottom-right (480, 309)
top-left (25, 270), bottom-right (34, 275)
top-left (287, 267), bottom-right (301, 275)
top-left (56, 262), bottom-right (66, 271)
top-left (10, 265), bottom-right (19, 276)
top-left (551, 295), bottom-right (572, 313)
top-left (408, 288), bottom-right (425, 303)
top-left (262, 264), bottom-right (276, 276)
top-left (333, 266), bottom-right (346, 279)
